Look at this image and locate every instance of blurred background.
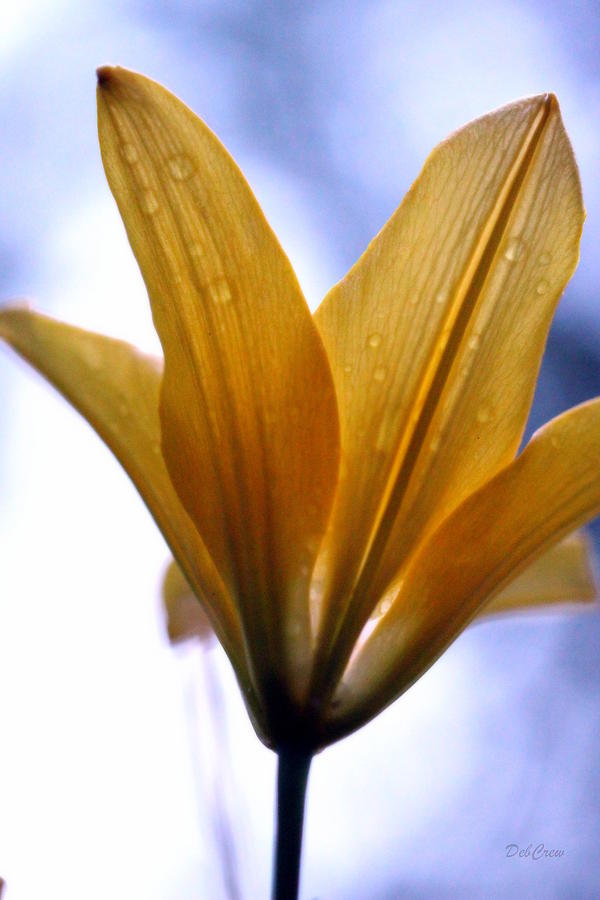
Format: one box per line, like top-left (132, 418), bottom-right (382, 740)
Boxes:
top-left (1, 1), bottom-right (599, 897)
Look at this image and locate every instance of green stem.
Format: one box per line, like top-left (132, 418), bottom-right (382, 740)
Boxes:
top-left (272, 747), bottom-right (312, 900)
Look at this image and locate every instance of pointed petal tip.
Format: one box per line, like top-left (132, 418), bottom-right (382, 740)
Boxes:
top-left (96, 65), bottom-right (136, 92)
top-left (531, 90), bottom-right (557, 120)
top-left (0, 300), bottom-right (33, 334)
top-left (96, 66), bottom-right (153, 108)
top-left (525, 91), bottom-right (556, 107)
top-left (96, 65), bottom-right (114, 87)
top-left (0, 298), bottom-right (33, 311)
top-left (540, 92), bottom-right (558, 119)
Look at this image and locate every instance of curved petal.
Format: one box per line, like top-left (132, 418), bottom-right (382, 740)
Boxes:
top-left (162, 559), bottom-right (214, 644)
top-left (312, 94), bottom-right (583, 693)
top-left (324, 399), bottom-right (600, 744)
top-left (0, 306), bottom-right (265, 726)
top-left (97, 68), bottom-right (339, 701)
top-left (477, 531), bottom-right (596, 619)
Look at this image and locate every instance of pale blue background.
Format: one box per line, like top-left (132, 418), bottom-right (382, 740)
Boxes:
top-left (1, 2), bottom-right (599, 898)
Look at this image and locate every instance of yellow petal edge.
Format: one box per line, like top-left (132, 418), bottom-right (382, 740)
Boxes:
top-left (479, 531), bottom-right (596, 617)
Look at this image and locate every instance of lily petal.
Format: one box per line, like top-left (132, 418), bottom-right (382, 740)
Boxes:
top-left (477, 531), bottom-right (596, 618)
top-left (0, 306), bottom-right (262, 718)
top-left (163, 559), bottom-right (214, 644)
top-left (313, 94), bottom-right (583, 692)
top-left (97, 68), bottom-right (340, 701)
top-left (324, 399), bottom-right (600, 743)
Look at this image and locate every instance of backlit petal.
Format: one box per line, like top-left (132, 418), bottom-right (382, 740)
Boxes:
top-left (324, 399), bottom-right (600, 743)
top-left (97, 68), bottom-right (340, 702)
top-left (312, 94), bottom-right (583, 694)
top-left (0, 307), bottom-right (263, 721)
top-left (163, 559), bottom-right (214, 644)
top-left (477, 531), bottom-right (596, 618)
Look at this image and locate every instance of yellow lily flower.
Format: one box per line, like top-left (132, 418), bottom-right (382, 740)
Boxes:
top-left (1, 67), bottom-right (600, 895)
top-left (1, 66), bottom-right (598, 749)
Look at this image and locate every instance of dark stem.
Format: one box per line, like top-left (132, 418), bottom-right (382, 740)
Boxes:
top-left (272, 747), bottom-right (312, 900)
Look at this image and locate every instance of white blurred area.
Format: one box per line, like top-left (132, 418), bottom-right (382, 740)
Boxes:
top-left (1, 1), bottom-right (600, 898)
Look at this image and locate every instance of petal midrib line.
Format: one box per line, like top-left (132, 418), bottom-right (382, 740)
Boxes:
top-left (310, 94), bottom-right (555, 708)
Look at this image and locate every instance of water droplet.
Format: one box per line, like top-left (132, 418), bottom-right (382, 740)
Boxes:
top-left (118, 401), bottom-right (128, 416)
top-left (373, 366), bottom-right (387, 383)
top-left (309, 578), bottom-right (324, 606)
top-left (189, 242), bottom-right (204, 258)
top-left (504, 237), bottom-right (524, 262)
top-left (538, 252), bottom-right (551, 266)
top-left (343, 364), bottom-right (353, 374)
top-left (435, 291), bottom-right (448, 305)
top-left (550, 436), bottom-right (560, 449)
top-left (370, 596), bottom-right (394, 620)
top-left (152, 442), bottom-right (161, 456)
top-left (168, 153), bottom-right (195, 181)
top-left (368, 332), bottom-right (382, 348)
top-left (536, 280), bottom-right (549, 295)
top-left (209, 278), bottom-right (232, 304)
top-left (373, 419), bottom-right (390, 453)
top-left (467, 333), bottom-right (480, 351)
top-left (121, 143), bottom-right (138, 163)
top-left (409, 294), bottom-right (419, 305)
top-left (141, 190), bottom-right (159, 215)
top-left (429, 434), bottom-right (441, 453)
top-left (477, 407), bottom-right (490, 423)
